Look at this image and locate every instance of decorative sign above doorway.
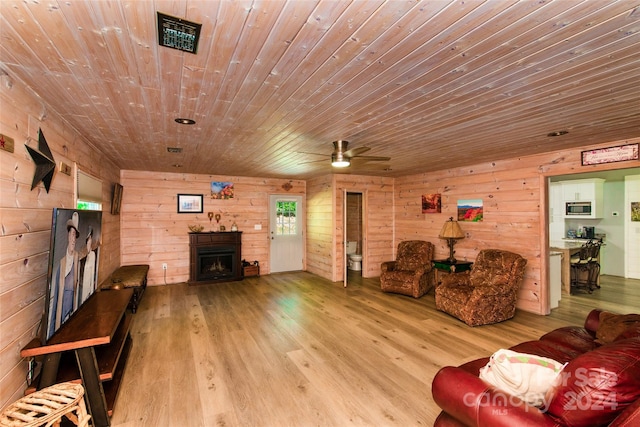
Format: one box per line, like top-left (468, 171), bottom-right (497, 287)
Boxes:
top-left (581, 143), bottom-right (639, 166)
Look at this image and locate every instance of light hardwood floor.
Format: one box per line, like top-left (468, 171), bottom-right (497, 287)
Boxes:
top-left (110, 272), bottom-right (639, 427)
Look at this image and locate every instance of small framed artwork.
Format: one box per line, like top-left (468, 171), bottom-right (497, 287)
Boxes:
top-left (458, 199), bottom-right (483, 222)
top-left (111, 183), bottom-right (123, 215)
top-left (177, 194), bottom-right (203, 213)
top-left (211, 181), bottom-right (234, 199)
top-left (422, 193), bottom-right (441, 213)
top-left (632, 202), bottom-right (640, 222)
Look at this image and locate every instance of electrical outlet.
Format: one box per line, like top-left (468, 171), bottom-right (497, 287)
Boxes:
top-left (162, 263), bottom-right (167, 270)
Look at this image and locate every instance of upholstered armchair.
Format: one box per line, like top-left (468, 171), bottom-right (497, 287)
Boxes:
top-left (435, 249), bottom-right (527, 326)
top-left (380, 240), bottom-right (434, 298)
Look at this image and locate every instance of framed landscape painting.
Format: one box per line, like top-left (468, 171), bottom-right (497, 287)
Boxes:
top-left (457, 199), bottom-right (483, 222)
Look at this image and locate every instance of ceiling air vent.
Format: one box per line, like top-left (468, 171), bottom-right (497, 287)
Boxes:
top-left (157, 12), bottom-right (202, 54)
top-left (167, 147), bottom-right (183, 153)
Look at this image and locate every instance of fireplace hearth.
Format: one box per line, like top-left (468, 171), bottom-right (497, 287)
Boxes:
top-left (189, 232), bottom-right (242, 284)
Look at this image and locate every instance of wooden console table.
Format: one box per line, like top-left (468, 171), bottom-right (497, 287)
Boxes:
top-left (21, 289), bottom-right (133, 427)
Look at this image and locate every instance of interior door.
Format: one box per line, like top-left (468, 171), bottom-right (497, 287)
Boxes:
top-left (343, 189), bottom-right (348, 287)
top-left (269, 195), bottom-right (304, 273)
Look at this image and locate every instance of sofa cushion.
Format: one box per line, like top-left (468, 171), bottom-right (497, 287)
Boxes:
top-left (393, 240), bottom-right (432, 271)
top-left (539, 326), bottom-right (599, 354)
top-left (510, 340), bottom-right (584, 365)
top-left (615, 325), bottom-right (640, 342)
top-left (545, 337), bottom-right (640, 427)
top-left (596, 312), bottom-right (640, 344)
top-left (470, 267), bottom-right (511, 287)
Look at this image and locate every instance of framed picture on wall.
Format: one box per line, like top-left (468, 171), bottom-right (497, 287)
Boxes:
top-left (422, 193), bottom-right (441, 213)
top-left (457, 199), bottom-right (484, 222)
top-left (111, 183), bottom-right (123, 215)
top-left (177, 194), bottom-right (203, 213)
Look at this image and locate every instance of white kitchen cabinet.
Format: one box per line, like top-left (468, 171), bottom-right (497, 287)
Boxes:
top-left (561, 178), bottom-right (604, 218)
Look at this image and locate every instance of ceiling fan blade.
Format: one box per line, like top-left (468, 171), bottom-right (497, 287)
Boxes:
top-left (349, 159), bottom-right (391, 169)
top-left (353, 155), bottom-right (391, 161)
top-left (296, 151), bottom-right (326, 156)
top-left (343, 146), bottom-right (371, 157)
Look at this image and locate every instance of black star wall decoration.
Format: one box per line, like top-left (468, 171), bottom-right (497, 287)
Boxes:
top-left (25, 128), bottom-right (56, 192)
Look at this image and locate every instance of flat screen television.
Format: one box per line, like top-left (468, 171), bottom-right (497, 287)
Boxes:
top-left (42, 208), bottom-right (102, 343)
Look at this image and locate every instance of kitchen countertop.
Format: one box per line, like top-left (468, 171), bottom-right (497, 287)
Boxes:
top-left (550, 240), bottom-right (586, 250)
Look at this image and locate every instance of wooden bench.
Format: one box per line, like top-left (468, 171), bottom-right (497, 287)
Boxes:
top-left (100, 264), bottom-right (149, 313)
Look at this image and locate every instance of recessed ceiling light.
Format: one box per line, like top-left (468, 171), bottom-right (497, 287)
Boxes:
top-left (175, 118), bottom-right (196, 125)
top-left (167, 147), bottom-right (183, 153)
top-left (547, 130), bottom-right (569, 137)
top-left (172, 164), bottom-right (183, 168)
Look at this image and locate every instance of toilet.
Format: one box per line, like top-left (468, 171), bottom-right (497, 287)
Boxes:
top-left (347, 241), bottom-right (362, 271)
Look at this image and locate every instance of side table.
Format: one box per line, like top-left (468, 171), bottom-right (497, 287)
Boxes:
top-left (432, 259), bottom-right (473, 285)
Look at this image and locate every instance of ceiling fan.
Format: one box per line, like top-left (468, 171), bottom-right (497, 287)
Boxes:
top-left (302, 140), bottom-right (391, 168)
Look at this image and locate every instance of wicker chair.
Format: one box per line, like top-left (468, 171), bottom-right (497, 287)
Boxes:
top-left (435, 249), bottom-right (527, 326)
top-left (380, 240), bottom-right (434, 298)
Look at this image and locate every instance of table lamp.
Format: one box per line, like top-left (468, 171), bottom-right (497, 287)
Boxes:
top-left (439, 216), bottom-right (465, 263)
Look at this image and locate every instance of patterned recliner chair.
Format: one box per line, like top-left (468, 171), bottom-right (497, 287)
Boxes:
top-left (435, 249), bottom-right (527, 326)
top-left (380, 240), bottom-right (434, 298)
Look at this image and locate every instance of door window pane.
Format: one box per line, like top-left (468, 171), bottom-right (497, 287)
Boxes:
top-left (276, 201), bottom-right (297, 235)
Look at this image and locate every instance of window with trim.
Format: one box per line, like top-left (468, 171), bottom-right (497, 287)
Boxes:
top-left (77, 170), bottom-right (103, 210)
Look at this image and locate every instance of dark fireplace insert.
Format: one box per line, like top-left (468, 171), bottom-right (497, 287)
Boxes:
top-left (197, 247), bottom-right (236, 281)
top-left (189, 231), bottom-right (242, 284)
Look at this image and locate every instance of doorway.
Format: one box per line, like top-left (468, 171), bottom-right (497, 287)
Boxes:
top-left (548, 167), bottom-right (640, 279)
top-left (345, 192), bottom-right (364, 279)
top-left (269, 195), bottom-right (304, 273)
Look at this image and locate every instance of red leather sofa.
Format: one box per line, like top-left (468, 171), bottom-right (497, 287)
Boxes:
top-left (432, 309), bottom-right (640, 426)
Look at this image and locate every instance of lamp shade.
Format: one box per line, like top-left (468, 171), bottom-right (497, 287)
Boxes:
top-left (439, 217), bottom-right (465, 239)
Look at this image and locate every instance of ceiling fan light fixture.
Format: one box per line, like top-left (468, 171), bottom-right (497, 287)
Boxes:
top-left (331, 152), bottom-right (350, 168)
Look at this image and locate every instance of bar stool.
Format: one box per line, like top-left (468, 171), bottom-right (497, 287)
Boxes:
top-left (586, 241), bottom-right (601, 290)
top-left (0, 382), bottom-right (91, 427)
top-left (570, 244), bottom-right (591, 293)
top-left (570, 241), bottom-right (601, 294)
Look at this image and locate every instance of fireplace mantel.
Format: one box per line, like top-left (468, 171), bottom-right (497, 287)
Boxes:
top-left (189, 232), bottom-right (243, 284)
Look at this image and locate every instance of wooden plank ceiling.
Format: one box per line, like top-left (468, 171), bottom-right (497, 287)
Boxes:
top-left (1, 0), bottom-right (639, 179)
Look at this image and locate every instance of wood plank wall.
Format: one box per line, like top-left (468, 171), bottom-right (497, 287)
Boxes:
top-left (305, 175), bottom-right (333, 280)
top-left (0, 76), bottom-right (121, 409)
top-left (334, 175), bottom-right (395, 281)
top-left (306, 174), bottom-right (396, 282)
top-left (393, 137), bottom-right (640, 316)
top-left (119, 170), bottom-right (305, 284)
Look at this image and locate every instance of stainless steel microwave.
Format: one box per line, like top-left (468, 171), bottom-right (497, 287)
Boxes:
top-left (566, 201), bottom-right (592, 216)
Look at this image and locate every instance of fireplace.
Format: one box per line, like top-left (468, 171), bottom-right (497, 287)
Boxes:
top-left (189, 232), bottom-right (242, 284)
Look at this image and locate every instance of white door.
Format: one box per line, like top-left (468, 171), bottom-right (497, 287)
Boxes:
top-left (270, 195), bottom-right (304, 273)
